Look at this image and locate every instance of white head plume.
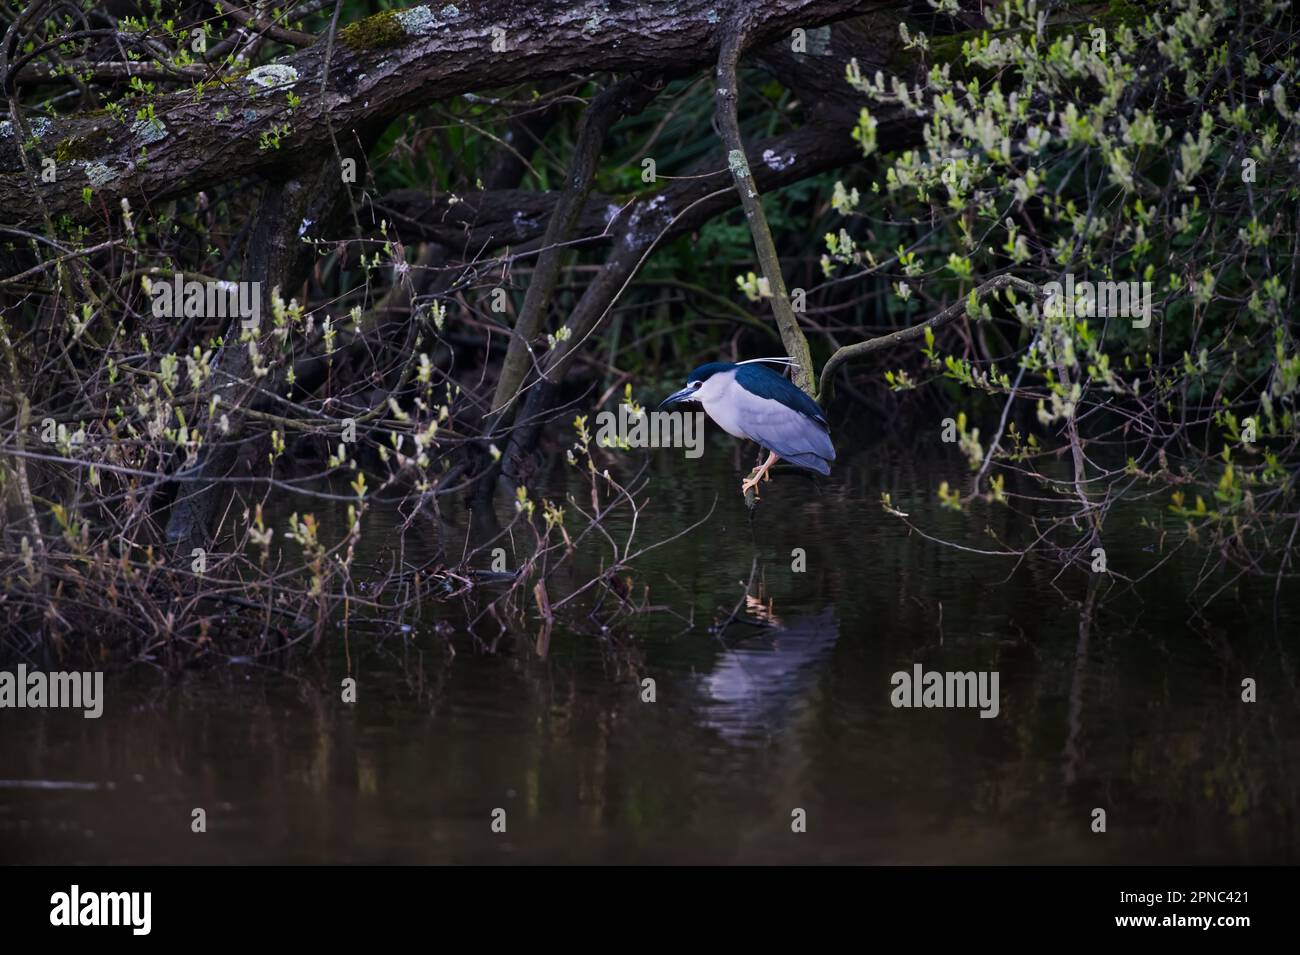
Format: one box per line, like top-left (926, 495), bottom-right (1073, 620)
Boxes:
top-left (736, 357), bottom-right (798, 367)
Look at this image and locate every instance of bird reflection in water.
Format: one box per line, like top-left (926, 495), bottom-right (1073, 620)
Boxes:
top-left (698, 603), bottom-right (839, 745)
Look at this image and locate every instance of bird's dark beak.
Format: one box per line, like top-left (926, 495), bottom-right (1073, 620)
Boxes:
top-left (658, 386), bottom-right (696, 410)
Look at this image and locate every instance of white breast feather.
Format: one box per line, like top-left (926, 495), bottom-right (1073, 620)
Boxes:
top-left (697, 372), bottom-right (748, 438)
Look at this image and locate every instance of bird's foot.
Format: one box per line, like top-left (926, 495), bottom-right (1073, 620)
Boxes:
top-left (741, 453), bottom-right (779, 501)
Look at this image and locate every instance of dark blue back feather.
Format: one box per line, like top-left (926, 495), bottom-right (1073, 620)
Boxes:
top-left (733, 363), bottom-right (827, 426)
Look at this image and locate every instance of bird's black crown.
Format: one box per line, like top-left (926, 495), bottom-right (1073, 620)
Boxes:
top-left (683, 361), bottom-right (735, 383)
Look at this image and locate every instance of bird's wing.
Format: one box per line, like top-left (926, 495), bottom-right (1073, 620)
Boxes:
top-left (735, 363), bottom-right (828, 425)
top-left (740, 395), bottom-right (836, 465)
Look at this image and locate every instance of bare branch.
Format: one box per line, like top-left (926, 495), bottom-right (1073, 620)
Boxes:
top-left (818, 274), bottom-right (1042, 398)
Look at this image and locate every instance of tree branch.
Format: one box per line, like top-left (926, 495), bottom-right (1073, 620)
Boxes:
top-left (220, 3), bottom-right (320, 48)
top-left (1, 0), bottom-right (882, 230)
top-left (714, 19), bottom-right (816, 396)
top-left (817, 274), bottom-right (1042, 399)
top-left (488, 74), bottom-right (660, 424)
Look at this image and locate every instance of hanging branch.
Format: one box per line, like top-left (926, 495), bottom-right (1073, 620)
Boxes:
top-left (713, 19), bottom-right (817, 396)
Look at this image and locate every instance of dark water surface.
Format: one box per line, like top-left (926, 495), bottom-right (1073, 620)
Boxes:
top-left (3, 431), bottom-right (1298, 863)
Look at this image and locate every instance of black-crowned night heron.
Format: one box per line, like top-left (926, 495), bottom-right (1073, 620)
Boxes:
top-left (659, 358), bottom-right (835, 497)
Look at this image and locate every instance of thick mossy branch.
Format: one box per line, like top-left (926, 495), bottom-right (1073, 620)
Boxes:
top-left (1, 0), bottom-right (882, 230)
top-left (337, 10), bottom-right (408, 51)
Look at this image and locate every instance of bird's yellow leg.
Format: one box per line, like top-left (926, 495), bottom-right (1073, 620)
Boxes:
top-left (741, 452), bottom-right (780, 497)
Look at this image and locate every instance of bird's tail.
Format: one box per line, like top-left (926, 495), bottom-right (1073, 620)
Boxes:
top-left (781, 451), bottom-right (832, 476)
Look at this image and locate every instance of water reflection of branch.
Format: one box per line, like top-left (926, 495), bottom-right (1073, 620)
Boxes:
top-left (712, 558), bottom-right (760, 635)
top-left (1063, 577), bottom-right (1100, 787)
